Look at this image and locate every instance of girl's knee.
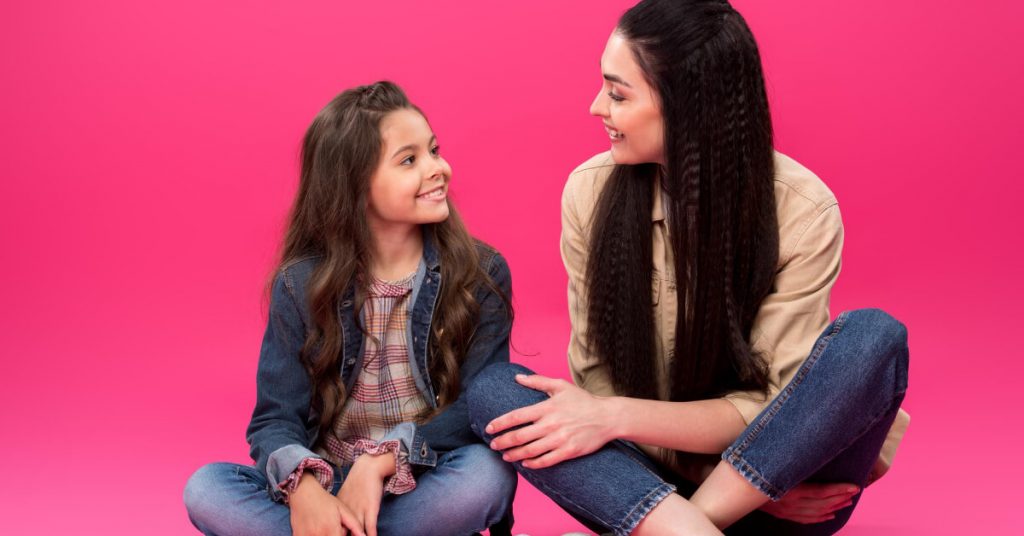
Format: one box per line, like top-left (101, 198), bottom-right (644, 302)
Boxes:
top-left (448, 444), bottom-right (517, 522)
top-left (183, 463), bottom-right (231, 522)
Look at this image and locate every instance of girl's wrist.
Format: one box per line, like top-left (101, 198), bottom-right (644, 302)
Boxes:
top-left (354, 451), bottom-right (397, 480)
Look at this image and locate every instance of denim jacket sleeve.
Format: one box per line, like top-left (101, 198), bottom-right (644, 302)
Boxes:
top-left (415, 250), bottom-right (513, 455)
top-left (245, 268), bottom-right (323, 501)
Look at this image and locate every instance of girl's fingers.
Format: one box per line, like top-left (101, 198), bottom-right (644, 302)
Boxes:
top-left (365, 509), bottom-right (378, 536)
top-left (337, 506), bottom-right (364, 536)
top-left (486, 402), bottom-right (545, 435)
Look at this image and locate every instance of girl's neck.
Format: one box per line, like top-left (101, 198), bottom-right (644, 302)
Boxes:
top-left (369, 223), bottom-right (424, 281)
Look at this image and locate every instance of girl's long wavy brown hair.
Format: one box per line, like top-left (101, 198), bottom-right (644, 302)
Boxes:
top-left (586, 0), bottom-right (778, 422)
top-left (277, 81), bottom-right (508, 443)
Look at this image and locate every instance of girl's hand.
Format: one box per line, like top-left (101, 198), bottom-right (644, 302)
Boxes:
top-left (336, 453), bottom-right (393, 536)
top-left (759, 482), bottom-right (860, 524)
top-left (485, 373), bottom-right (615, 469)
top-left (290, 473), bottom-right (365, 536)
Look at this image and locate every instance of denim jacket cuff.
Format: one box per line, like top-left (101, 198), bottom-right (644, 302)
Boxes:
top-left (381, 421), bottom-right (437, 468)
top-left (266, 443), bottom-right (323, 501)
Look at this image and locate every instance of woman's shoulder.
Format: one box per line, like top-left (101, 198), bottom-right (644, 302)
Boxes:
top-left (772, 152), bottom-right (843, 263)
top-left (772, 151), bottom-right (838, 214)
top-left (562, 151), bottom-right (616, 222)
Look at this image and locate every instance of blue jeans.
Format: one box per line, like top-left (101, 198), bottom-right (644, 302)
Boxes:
top-left (467, 309), bottom-right (909, 536)
top-left (183, 444), bottom-right (516, 536)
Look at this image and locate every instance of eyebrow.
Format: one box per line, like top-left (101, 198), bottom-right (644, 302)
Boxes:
top-left (603, 73), bottom-right (632, 88)
top-left (391, 135), bottom-right (437, 159)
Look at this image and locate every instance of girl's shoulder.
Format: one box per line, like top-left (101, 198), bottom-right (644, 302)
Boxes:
top-left (273, 255), bottom-right (323, 294)
top-left (471, 238), bottom-right (509, 279)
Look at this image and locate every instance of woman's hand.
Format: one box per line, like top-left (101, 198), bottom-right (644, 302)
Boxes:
top-left (289, 472), bottom-right (365, 536)
top-left (485, 373), bottom-right (616, 469)
top-left (759, 482), bottom-right (859, 524)
top-left (336, 453), bottom-right (394, 536)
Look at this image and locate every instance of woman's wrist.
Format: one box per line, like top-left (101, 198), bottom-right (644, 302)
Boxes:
top-left (602, 395), bottom-right (630, 442)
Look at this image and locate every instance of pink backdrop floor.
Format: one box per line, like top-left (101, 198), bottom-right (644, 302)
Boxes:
top-left (2, 0), bottom-right (1021, 533)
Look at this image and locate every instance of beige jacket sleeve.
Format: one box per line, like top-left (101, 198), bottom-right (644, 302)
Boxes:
top-left (722, 201), bottom-right (845, 423)
top-left (562, 165), bottom-right (617, 398)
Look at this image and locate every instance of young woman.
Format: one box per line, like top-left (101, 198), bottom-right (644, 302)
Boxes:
top-left (184, 82), bottom-right (516, 536)
top-left (467, 1), bottom-right (909, 535)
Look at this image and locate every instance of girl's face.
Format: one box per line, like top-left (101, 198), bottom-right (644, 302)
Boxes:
top-left (367, 108), bottom-right (452, 231)
top-left (590, 32), bottom-right (665, 165)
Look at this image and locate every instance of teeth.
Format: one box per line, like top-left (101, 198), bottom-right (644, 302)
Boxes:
top-left (419, 188), bottom-right (444, 199)
top-left (605, 126), bottom-right (623, 139)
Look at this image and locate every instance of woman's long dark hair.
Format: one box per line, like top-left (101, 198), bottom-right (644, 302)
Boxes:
top-left (587, 0), bottom-right (779, 412)
top-left (278, 81), bottom-right (508, 442)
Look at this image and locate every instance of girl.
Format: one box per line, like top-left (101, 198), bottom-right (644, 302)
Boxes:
top-left (184, 81), bottom-right (516, 536)
top-left (468, 1), bottom-right (909, 535)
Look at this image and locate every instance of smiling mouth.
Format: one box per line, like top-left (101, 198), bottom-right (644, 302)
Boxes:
top-left (604, 124), bottom-right (624, 140)
top-left (417, 186), bottom-right (446, 200)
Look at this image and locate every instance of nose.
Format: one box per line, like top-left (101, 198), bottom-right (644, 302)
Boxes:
top-left (589, 88), bottom-right (608, 117)
top-left (428, 157), bottom-right (448, 182)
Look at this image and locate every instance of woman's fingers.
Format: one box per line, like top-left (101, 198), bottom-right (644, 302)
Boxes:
top-left (514, 373), bottom-right (568, 395)
top-left (501, 433), bottom-right (561, 463)
top-left (486, 401), bottom-right (546, 435)
top-left (490, 420), bottom-right (549, 451)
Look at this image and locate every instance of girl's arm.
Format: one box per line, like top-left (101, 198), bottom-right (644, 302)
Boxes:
top-left (416, 248), bottom-right (513, 449)
top-left (246, 268), bottom-right (329, 501)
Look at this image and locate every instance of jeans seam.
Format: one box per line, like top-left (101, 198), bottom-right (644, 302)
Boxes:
top-left (520, 464), bottom-right (675, 535)
top-left (615, 483), bottom-right (676, 536)
top-left (723, 311), bottom-right (851, 498)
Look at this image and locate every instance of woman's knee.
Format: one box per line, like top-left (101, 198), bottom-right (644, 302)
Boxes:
top-left (836, 308), bottom-right (909, 392)
top-left (467, 362), bottom-right (544, 433)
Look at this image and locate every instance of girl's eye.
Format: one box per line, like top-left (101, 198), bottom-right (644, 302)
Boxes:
top-left (431, 145), bottom-right (441, 156)
top-left (608, 91), bottom-right (625, 102)
top-left (401, 155), bottom-right (415, 165)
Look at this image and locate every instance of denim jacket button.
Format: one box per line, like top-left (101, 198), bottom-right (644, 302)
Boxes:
top-left (346, 358), bottom-right (355, 365)
top-left (341, 300), bottom-right (352, 307)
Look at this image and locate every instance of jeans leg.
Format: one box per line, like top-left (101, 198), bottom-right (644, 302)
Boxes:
top-left (467, 363), bottom-right (677, 536)
top-left (374, 444), bottom-right (517, 536)
top-left (184, 462), bottom-right (294, 536)
top-left (722, 308), bottom-right (910, 535)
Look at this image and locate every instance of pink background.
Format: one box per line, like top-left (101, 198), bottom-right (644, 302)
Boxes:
top-left (2, 0), bottom-right (1021, 533)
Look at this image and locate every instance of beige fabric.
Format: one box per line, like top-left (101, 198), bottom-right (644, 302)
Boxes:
top-left (561, 150), bottom-right (909, 483)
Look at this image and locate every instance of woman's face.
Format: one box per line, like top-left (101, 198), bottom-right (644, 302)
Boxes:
top-left (366, 108), bottom-right (451, 232)
top-left (590, 31), bottom-right (665, 165)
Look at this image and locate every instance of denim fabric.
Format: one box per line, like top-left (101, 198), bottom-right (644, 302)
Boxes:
top-left (467, 308), bottom-right (909, 536)
top-left (242, 228), bottom-right (513, 501)
top-left (184, 444), bottom-right (517, 536)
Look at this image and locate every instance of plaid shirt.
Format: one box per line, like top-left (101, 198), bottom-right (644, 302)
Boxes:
top-left (281, 271), bottom-right (427, 497)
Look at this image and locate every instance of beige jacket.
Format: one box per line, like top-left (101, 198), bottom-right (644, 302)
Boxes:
top-left (562, 151), bottom-right (909, 483)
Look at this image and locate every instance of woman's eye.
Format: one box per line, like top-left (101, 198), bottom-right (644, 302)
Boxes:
top-left (608, 91), bottom-right (625, 102)
top-left (401, 155), bottom-right (415, 165)
top-left (431, 145), bottom-right (441, 156)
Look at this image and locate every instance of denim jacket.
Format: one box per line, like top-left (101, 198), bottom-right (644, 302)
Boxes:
top-left (245, 231), bottom-right (512, 501)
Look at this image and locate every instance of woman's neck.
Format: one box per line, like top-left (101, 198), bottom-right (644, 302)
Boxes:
top-left (369, 223), bottom-right (424, 280)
